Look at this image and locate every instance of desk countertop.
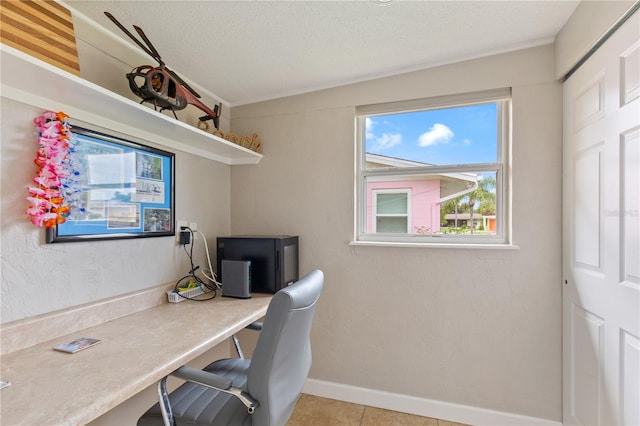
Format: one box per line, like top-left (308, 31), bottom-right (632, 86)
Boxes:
top-left (0, 294), bottom-right (271, 425)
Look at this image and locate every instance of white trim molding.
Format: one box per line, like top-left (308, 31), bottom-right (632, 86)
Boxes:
top-left (303, 379), bottom-right (562, 426)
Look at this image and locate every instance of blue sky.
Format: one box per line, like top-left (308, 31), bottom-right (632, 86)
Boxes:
top-left (365, 102), bottom-right (498, 165)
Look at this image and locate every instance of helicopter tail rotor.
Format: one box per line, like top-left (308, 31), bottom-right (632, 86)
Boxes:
top-left (199, 103), bottom-right (222, 130)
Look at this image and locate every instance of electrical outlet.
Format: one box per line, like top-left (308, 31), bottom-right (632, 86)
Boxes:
top-left (176, 220), bottom-right (187, 242)
top-left (189, 222), bottom-right (197, 240)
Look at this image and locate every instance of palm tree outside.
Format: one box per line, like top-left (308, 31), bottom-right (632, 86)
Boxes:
top-left (441, 175), bottom-right (496, 234)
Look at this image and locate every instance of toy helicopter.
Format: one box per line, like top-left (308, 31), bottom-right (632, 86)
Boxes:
top-left (104, 12), bottom-right (221, 129)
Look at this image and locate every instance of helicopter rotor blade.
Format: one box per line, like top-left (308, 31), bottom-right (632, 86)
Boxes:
top-left (104, 12), bottom-right (158, 63)
top-left (133, 25), bottom-right (164, 66)
top-left (105, 11), bottom-right (203, 101)
top-left (131, 23), bottom-right (199, 98)
top-left (165, 67), bottom-right (202, 99)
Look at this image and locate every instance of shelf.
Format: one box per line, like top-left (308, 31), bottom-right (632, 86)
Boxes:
top-left (0, 44), bottom-right (262, 165)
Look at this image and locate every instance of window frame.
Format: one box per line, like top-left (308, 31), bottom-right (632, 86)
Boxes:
top-left (354, 88), bottom-right (512, 246)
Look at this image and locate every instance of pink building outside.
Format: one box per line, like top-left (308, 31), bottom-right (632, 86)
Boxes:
top-left (365, 153), bottom-right (477, 234)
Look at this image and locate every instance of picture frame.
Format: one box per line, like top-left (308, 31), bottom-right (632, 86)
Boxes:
top-left (46, 126), bottom-right (175, 243)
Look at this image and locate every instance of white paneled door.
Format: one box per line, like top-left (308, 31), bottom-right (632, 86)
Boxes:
top-left (563, 9), bottom-right (640, 426)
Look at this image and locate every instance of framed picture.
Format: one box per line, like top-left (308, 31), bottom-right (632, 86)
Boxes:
top-left (46, 126), bottom-right (175, 243)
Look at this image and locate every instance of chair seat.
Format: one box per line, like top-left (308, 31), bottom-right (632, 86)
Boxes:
top-left (138, 358), bottom-right (252, 426)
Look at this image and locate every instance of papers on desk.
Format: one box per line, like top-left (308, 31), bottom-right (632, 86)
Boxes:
top-left (53, 337), bottom-right (101, 353)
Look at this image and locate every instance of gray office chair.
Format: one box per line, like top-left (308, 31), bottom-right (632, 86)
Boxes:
top-left (138, 269), bottom-right (324, 426)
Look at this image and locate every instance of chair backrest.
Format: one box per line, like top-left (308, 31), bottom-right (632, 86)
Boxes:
top-left (246, 269), bottom-right (324, 426)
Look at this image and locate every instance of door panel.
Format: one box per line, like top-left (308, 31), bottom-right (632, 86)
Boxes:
top-left (573, 146), bottom-right (603, 270)
top-left (570, 305), bottom-right (605, 425)
top-left (621, 330), bottom-right (640, 425)
top-left (621, 41), bottom-right (639, 106)
top-left (621, 128), bottom-right (639, 288)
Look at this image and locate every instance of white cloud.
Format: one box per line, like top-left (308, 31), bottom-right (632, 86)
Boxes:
top-left (372, 133), bottom-right (402, 150)
top-left (365, 117), bottom-right (375, 139)
top-left (366, 117), bottom-right (402, 150)
top-left (418, 123), bottom-right (453, 147)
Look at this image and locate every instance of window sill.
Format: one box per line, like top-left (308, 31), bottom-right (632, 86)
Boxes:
top-left (349, 240), bottom-right (520, 250)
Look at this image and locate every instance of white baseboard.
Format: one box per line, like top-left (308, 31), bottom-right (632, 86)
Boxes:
top-left (302, 379), bottom-right (562, 426)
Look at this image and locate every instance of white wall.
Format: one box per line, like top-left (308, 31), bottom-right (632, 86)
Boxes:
top-left (554, 0), bottom-right (637, 79)
top-left (0, 98), bottom-right (230, 323)
top-left (0, 12), bottom-right (235, 421)
top-left (230, 44), bottom-right (563, 421)
top-left (0, 13), bottom-right (232, 323)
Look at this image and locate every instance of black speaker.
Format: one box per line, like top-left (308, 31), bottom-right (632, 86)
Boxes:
top-left (221, 260), bottom-right (251, 299)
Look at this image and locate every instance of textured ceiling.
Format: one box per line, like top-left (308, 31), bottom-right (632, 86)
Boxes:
top-left (65, 0), bottom-right (580, 106)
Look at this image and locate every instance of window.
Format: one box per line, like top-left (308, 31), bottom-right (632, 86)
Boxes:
top-left (355, 88), bottom-right (511, 245)
top-left (373, 190), bottom-right (410, 233)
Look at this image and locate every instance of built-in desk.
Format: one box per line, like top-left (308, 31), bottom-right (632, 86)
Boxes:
top-left (0, 295), bottom-right (271, 425)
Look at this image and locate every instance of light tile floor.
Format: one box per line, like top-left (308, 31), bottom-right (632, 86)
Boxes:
top-left (287, 394), bottom-right (472, 426)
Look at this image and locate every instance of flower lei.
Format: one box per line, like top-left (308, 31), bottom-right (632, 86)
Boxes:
top-left (26, 111), bottom-right (73, 228)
